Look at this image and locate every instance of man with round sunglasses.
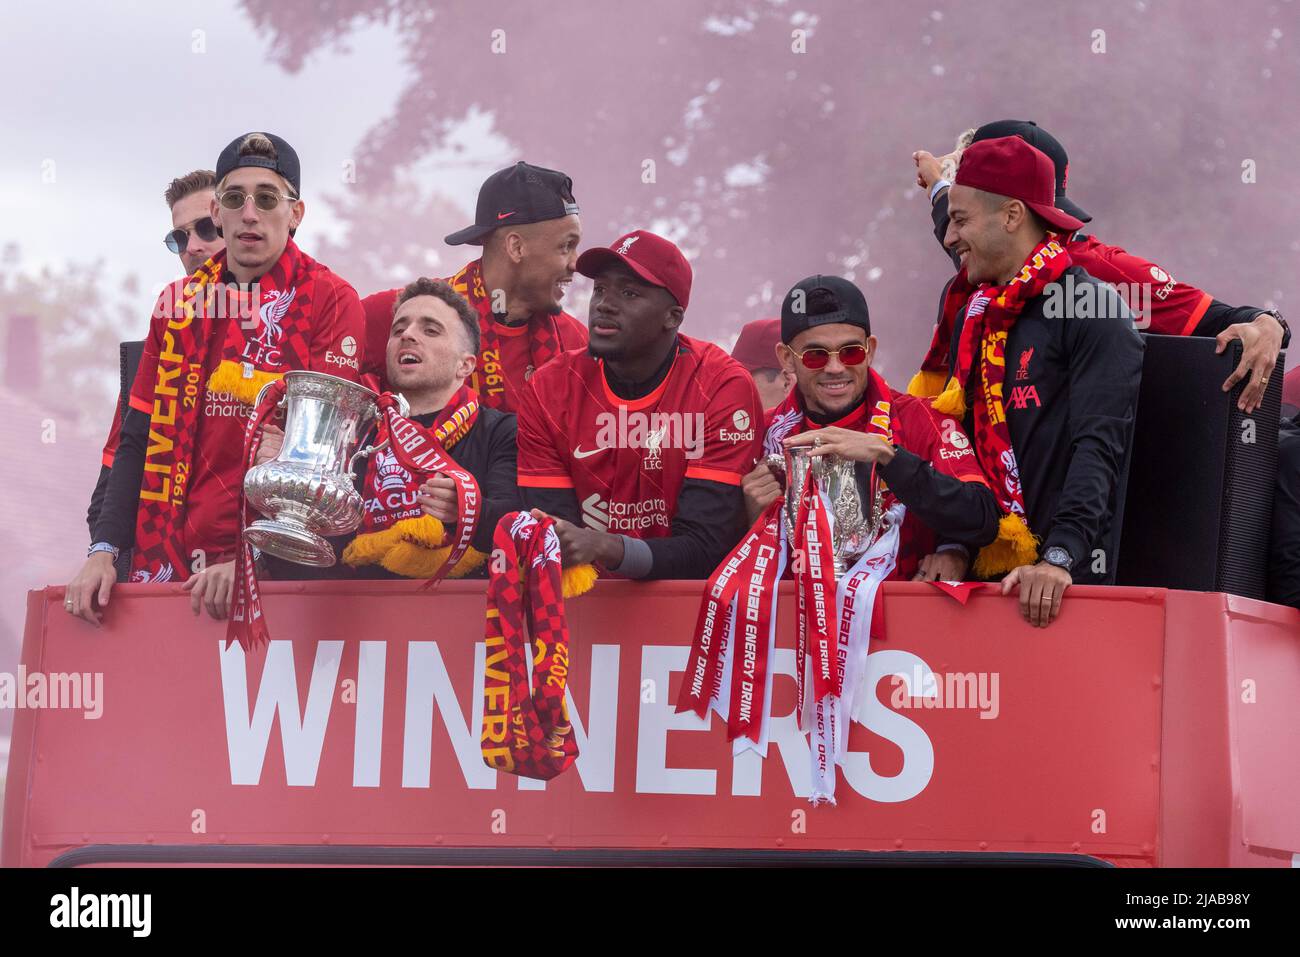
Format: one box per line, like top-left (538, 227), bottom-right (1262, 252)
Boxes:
top-left (360, 161), bottom-right (588, 413)
top-left (65, 132), bottom-right (366, 625)
top-left (741, 275), bottom-right (999, 583)
top-left (516, 230), bottom-right (764, 580)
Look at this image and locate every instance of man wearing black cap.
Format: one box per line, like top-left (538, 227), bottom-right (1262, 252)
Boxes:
top-left (64, 131), bottom-right (366, 624)
top-left (912, 120), bottom-right (1287, 415)
top-left (931, 136), bottom-right (1144, 626)
top-left (741, 276), bottom-right (999, 583)
top-left (360, 161), bottom-right (587, 413)
top-left (516, 229), bottom-right (764, 580)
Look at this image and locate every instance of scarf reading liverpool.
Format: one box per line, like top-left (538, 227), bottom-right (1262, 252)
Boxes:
top-left (926, 238), bottom-right (1071, 577)
top-left (131, 240), bottom-right (317, 583)
top-left (448, 259), bottom-right (565, 406)
top-left (480, 512), bottom-right (579, 780)
top-left (676, 368), bottom-right (903, 804)
top-left (341, 384), bottom-right (488, 579)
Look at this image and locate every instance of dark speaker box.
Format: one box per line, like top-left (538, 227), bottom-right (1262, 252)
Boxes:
top-left (1116, 335), bottom-right (1283, 598)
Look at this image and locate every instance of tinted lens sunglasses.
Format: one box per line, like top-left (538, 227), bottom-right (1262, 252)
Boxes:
top-left (163, 216), bottom-right (219, 255)
top-left (789, 344), bottom-right (868, 370)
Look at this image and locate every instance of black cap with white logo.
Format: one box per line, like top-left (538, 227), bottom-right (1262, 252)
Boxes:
top-left (215, 132), bottom-right (302, 196)
top-left (780, 275), bottom-right (871, 344)
top-left (445, 161), bottom-right (580, 246)
top-left (971, 119), bottom-right (1091, 224)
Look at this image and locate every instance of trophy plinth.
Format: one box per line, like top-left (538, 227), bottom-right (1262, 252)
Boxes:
top-left (243, 371), bottom-right (381, 567)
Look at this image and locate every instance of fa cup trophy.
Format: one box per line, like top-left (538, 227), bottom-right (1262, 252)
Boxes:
top-left (766, 444), bottom-right (884, 577)
top-left (242, 370), bottom-right (382, 567)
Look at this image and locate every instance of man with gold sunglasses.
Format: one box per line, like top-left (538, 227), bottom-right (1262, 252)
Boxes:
top-left (740, 274), bottom-right (1000, 583)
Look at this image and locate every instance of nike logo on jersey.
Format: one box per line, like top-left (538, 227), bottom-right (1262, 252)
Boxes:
top-left (572, 445), bottom-right (609, 459)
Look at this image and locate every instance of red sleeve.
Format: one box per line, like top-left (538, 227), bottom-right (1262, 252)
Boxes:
top-left (515, 372), bottom-right (574, 489)
top-left (556, 310), bottom-right (589, 351)
top-left (1069, 237), bottom-right (1212, 337)
top-left (895, 396), bottom-right (989, 486)
top-left (361, 288), bottom-right (399, 381)
top-left (684, 368), bottom-right (765, 486)
top-left (127, 289), bottom-right (175, 414)
top-left (308, 278), bottom-right (366, 383)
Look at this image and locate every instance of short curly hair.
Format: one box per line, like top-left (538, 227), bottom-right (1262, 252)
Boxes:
top-left (392, 278), bottom-right (480, 355)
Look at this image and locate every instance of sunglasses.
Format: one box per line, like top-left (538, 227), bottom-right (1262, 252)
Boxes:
top-left (789, 344), bottom-right (869, 370)
top-left (163, 216), bottom-right (219, 255)
top-left (216, 187), bottom-right (299, 212)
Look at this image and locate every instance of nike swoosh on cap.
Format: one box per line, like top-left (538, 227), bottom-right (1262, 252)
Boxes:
top-left (497, 211), bottom-right (516, 220)
top-left (572, 446), bottom-right (609, 459)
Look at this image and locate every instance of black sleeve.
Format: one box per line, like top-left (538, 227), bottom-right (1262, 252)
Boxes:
top-left (470, 414), bottom-right (522, 553)
top-left (1192, 299), bottom-right (1288, 347)
top-left (1044, 288), bottom-right (1145, 563)
top-left (876, 450), bottom-right (999, 549)
top-left (930, 188), bottom-right (961, 270)
top-left (90, 408), bottom-right (148, 550)
top-left (522, 486), bottom-right (582, 526)
top-left (86, 464), bottom-right (112, 539)
top-left (639, 478), bottom-right (746, 580)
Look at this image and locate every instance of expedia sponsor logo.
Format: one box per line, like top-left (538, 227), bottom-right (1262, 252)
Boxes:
top-left (326, 350), bottom-right (360, 371)
top-left (719, 408), bottom-right (755, 444)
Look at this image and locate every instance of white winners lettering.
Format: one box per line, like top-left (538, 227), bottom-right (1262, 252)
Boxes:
top-left (221, 640), bottom-right (936, 802)
top-left (49, 887), bottom-right (151, 937)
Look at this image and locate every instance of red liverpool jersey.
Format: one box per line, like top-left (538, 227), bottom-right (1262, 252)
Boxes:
top-left (517, 334), bottom-right (764, 537)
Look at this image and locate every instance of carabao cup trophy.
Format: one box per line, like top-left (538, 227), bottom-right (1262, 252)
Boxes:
top-left (243, 370), bottom-right (383, 567)
top-left (766, 445), bottom-right (884, 577)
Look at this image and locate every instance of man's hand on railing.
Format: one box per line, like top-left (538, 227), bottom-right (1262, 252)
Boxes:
top-left (182, 560), bottom-right (236, 621)
top-left (64, 552), bottom-right (117, 626)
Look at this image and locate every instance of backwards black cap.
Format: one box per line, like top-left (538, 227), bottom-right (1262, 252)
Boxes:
top-left (971, 120), bottom-right (1091, 224)
top-left (445, 161), bottom-right (580, 246)
top-left (780, 275), bottom-right (870, 344)
top-left (215, 132), bottom-right (301, 197)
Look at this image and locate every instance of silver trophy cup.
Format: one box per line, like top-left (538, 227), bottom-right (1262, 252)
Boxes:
top-left (243, 370), bottom-right (382, 567)
top-left (766, 446), bottom-right (883, 577)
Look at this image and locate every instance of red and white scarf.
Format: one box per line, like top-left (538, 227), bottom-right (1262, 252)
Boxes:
top-left (480, 512), bottom-right (579, 780)
top-left (677, 368), bottom-right (904, 804)
top-left (341, 385), bottom-right (486, 579)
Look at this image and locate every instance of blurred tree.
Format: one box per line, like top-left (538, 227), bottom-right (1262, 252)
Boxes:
top-left (240, 0), bottom-right (1298, 380)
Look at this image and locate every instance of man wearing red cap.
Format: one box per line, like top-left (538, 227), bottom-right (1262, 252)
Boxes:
top-left (359, 162), bottom-right (587, 412)
top-left (516, 230), bottom-right (764, 579)
top-left (731, 318), bottom-right (795, 410)
top-left (934, 136), bottom-right (1143, 626)
top-left (913, 120), bottom-right (1288, 415)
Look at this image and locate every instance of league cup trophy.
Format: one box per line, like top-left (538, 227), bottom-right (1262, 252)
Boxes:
top-left (242, 370), bottom-right (383, 567)
top-left (766, 444), bottom-right (884, 577)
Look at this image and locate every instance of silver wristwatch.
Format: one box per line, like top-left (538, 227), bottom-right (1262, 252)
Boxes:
top-left (88, 541), bottom-right (121, 561)
top-left (1042, 546), bottom-right (1073, 570)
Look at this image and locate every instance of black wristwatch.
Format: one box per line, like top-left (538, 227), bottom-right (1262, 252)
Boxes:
top-left (1261, 308), bottom-right (1290, 348)
top-left (1042, 546), bottom-right (1073, 570)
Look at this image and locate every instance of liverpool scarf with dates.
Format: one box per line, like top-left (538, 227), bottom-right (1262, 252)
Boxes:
top-left (130, 240), bottom-right (318, 583)
top-left (448, 259), bottom-right (566, 409)
top-left (341, 385), bottom-right (488, 579)
top-left (479, 512), bottom-right (579, 780)
top-left (676, 368), bottom-right (903, 804)
top-left (927, 238), bottom-right (1071, 577)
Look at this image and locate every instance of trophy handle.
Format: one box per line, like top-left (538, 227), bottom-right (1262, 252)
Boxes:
top-left (348, 436), bottom-right (389, 473)
top-left (252, 380), bottom-right (288, 416)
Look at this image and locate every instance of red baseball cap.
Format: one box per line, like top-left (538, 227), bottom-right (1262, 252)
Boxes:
top-left (576, 230), bottom-right (692, 308)
top-left (955, 135), bottom-right (1086, 234)
top-left (731, 318), bottom-right (783, 372)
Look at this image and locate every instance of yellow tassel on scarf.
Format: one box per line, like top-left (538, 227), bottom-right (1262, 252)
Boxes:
top-left (907, 368), bottom-right (949, 400)
top-left (930, 376), bottom-right (967, 418)
top-left (343, 515), bottom-right (447, 568)
top-left (561, 563), bottom-right (598, 599)
top-left (207, 359), bottom-right (283, 409)
top-left (378, 542), bottom-right (489, 579)
top-left (972, 513), bottom-right (1040, 578)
